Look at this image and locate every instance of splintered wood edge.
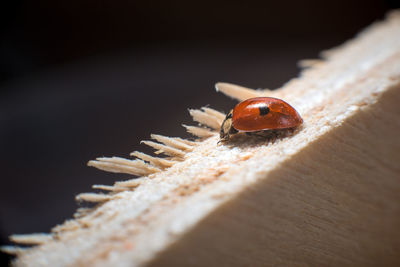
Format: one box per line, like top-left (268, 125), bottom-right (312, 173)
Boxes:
top-left (4, 9), bottom-right (400, 267)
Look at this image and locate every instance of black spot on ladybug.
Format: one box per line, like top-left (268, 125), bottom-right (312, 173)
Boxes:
top-left (259, 105), bottom-right (270, 116)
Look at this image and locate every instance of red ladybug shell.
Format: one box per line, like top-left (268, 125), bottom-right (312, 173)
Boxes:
top-left (232, 97), bottom-right (303, 132)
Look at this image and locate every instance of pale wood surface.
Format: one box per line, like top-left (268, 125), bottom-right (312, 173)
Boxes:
top-left (4, 10), bottom-right (400, 267)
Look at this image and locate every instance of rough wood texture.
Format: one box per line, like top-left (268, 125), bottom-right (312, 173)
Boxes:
top-left (4, 10), bottom-right (400, 267)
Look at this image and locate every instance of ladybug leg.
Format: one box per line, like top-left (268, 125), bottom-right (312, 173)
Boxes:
top-left (245, 131), bottom-right (265, 137)
top-left (262, 129), bottom-right (283, 139)
top-left (245, 131), bottom-right (280, 141)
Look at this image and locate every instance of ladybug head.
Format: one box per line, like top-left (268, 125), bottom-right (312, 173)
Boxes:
top-left (220, 110), bottom-right (238, 141)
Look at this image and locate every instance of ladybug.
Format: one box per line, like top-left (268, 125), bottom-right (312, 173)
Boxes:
top-left (220, 97), bottom-right (303, 141)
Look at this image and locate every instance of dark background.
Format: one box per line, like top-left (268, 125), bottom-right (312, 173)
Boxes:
top-left (0, 0), bottom-right (397, 264)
